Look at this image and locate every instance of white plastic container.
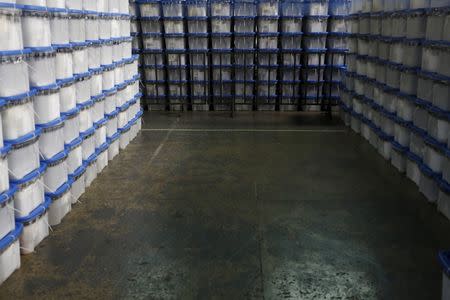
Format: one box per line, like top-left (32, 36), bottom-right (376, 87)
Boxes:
top-left (99, 14), bottom-right (111, 40)
top-left (68, 10), bottom-right (86, 43)
top-left (55, 45), bottom-right (73, 81)
top-left (424, 136), bottom-right (446, 173)
top-left (46, 180), bottom-right (71, 226)
top-left (103, 88), bottom-right (117, 114)
top-left (105, 109), bottom-right (118, 137)
top-left (110, 16), bottom-right (121, 39)
top-left (61, 107), bottom-right (80, 143)
top-left (96, 142), bottom-right (108, 173)
top-left (49, 8), bottom-right (69, 46)
top-left (16, 197), bottom-right (50, 255)
top-left (88, 42), bottom-right (102, 70)
top-left (432, 78), bottom-right (450, 111)
top-left (391, 142), bottom-right (408, 173)
top-left (406, 152), bottom-right (422, 186)
top-left (107, 132), bottom-right (120, 160)
top-left (438, 180), bottom-right (450, 221)
top-left (6, 128), bottom-right (41, 180)
top-left (66, 0), bottom-right (82, 10)
top-left (33, 85), bottom-right (61, 125)
top-left (59, 78), bottom-right (76, 113)
top-left (419, 163), bottom-right (439, 202)
top-left (139, 1), bottom-right (160, 17)
top-left (102, 64), bottom-right (115, 90)
top-left (75, 73), bottom-right (92, 104)
top-left (304, 0), bottom-right (328, 15)
top-left (394, 119), bottom-right (411, 147)
top-left (47, 0), bottom-right (66, 8)
top-left (69, 164), bottom-right (85, 204)
top-left (94, 118), bottom-right (107, 148)
top-left (79, 100), bottom-right (94, 133)
top-left (0, 6), bottom-right (24, 52)
top-left (0, 186), bottom-right (16, 240)
top-left (114, 62), bottom-right (124, 84)
top-left (427, 110), bottom-right (449, 143)
top-left (84, 152), bottom-right (97, 187)
top-left (72, 44), bottom-right (89, 75)
top-left (43, 150), bottom-right (68, 193)
top-left (2, 93), bottom-right (35, 141)
top-left (83, 0), bottom-right (98, 11)
top-left (28, 49), bottom-right (57, 88)
top-left (407, 9), bottom-right (427, 39)
top-left (21, 6), bottom-right (52, 48)
top-left (422, 43), bottom-right (441, 74)
top-left (90, 70), bottom-right (103, 97)
top-left (81, 127), bottom-right (95, 160)
top-left (85, 12), bottom-right (99, 41)
top-left (0, 223), bottom-right (22, 284)
top-left (91, 94), bottom-right (105, 124)
top-left (37, 117), bottom-right (65, 160)
top-left (119, 123), bottom-right (131, 149)
top-left (65, 136), bottom-right (82, 174)
top-left (0, 52), bottom-right (30, 98)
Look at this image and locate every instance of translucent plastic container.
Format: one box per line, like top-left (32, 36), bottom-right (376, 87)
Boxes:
top-left (88, 42), bottom-right (102, 70)
top-left (75, 73), bottom-right (91, 104)
top-left (33, 85), bottom-right (61, 125)
top-left (0, 145), bottom-right (10, 194)
top-left (399, 68), bottom-right (419, 96)
top-left (99, 15), bottom-right (111, 40)
top-left (424, 136), bottom-right (446, 173)
top-left (28, 49), bottom-right (57, 88)
top-left (71, 44), bottom-right (89, 75)
top-left (425, 7), bottom-right (447, 41)
top-left (21, 6), bottom-right (51, 48)
top-left (402, 39), bottom-right (423, 68)
top-left (211, 0), bottom-right (232, 16)
top-left (407, 9), bottom-right (427, 39)
top-left (46, 180), bottom-right (72, 226)
top-left (422, 42), bottom-right (441, 74)
top-left (105, 109), bottom-right (118, 137)
top-left (432, 79), bottom-right (450, 111)
top-left (165, 33), bottom-right (186, 49)
top-left (94, 119), bottom-right (107, 148)
top-left (419, 163), bottom-right (439, 202)
top-left (65, 136), bottom-right (82, 174)
top-left (6, 129), bottom-right (41, 181)
top-left (61, 107), bottom-right (80, 143)
top-left (43, 149), bottom-right (68, 193)
top-left (119, 123), bottom-right (131, 149)
top-left (85, 13), bottom-right (99, 41)
top-left (391, 142), bottom-right (408, 173)
top-left (37, 117), bottom-right (65, 160)
top-left (68, 10), bottom-right (86, 43)
top-left (0, 6), bottom-right (24, 52)
top-left (2, 93), bottom-right (35, 141)
top-left (55, 46), bottom-right (73, 81)
top-left (305, 0), bottom-right (329, 16)
top-left (49, 8), bottom-right (69, 46)
top-left (102, 64), bottom-right (115, 90)
top-left (0, 223), bottom-right (22, 284)
top-left (69, 164), bottom-right (85, 204)
top-left (110, 16), bottom-right (121, 39)
top-left (81, 127), bottom-right (95, 160)
top-left (107, 132), bottom-right (120, 160)
top-left (304, 16), bottom-right (328, 33)
top-left (138, 1), bottom-right (161, 17)
top-left (0, 52), bottom-right (29, 98)
top-left (96, 142), bottom-right (108, 173)
top-left (79, 100), bottom-right (94, 133)
top-left (16, 197), bottom-right (50, 254)
top-left (66, 0), bottom-right (82, 10)
top-left (84, 152), bottom-right (97, 187)
top-left (427, 110), bottom-right (449, 143)
top-left (47, 0), bottom-right (66, 8)
top-left (303, 33), bottom-right (327, 49)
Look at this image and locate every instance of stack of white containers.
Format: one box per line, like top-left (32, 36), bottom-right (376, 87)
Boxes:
top-left (0, 0), bottom-right (142, 285)
top-left (340, 0), bottom-right (450, 217)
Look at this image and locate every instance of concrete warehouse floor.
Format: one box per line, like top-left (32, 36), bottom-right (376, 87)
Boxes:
top-left (2, 112), bottom-right (450, 299)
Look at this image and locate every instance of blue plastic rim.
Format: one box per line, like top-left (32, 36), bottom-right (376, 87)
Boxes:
top-left (10, 163), bottom-right (47, 187)
top-left (16, 197), bottom-right (52, 224)
top-left (439, 251), bottom-right (450, 277)
top-left (4, 127), bottom-right (42, 147)
top-left (0, 223), bottom-right (23, 253)
top-left (45, 180), bottom-right (72, 199)
top-left (70, 164), bottom-right (87, 179)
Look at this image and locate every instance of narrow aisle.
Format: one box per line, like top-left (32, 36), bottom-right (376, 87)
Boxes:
top-left (1, 112), bottom-right (449, 299)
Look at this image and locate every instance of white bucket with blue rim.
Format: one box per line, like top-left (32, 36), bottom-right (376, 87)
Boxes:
top-left (81, 126), bottom-right (96, 160)
top-left (0, 50), bottom-right (30, 98)
top-left (6, 128), bottom-right (41, 180)
top-left (419, 162), bottom-right (440, 202)
top-left (0, 144), bottom-right (11, 193)
top-left (59, 77), bottom-right (77, 113)
top-left (94, 118), bottom-right (107, 148)
top-left (438, 178), bottom-right (450, 220)
top-left (92, 93), bottom-right (106, 123)
top-left (0, 223), bottom-right (23, 284)
top-left (78, 99), bottom-right (94, 132)
top-left (42, 149), bottom-right (68, 193)
top-left (69, 164), bottom-right (86, 204)
top-left (33, 83), bottom-right (61, 125)
top-left (65, 136), bottom-right (83, 174)
top-left (55, 44), bottom-right (74, 81)
top-left (46, 179), bottom-right (72, 226)
top-left (0, 186), bottom-right (17, 240)
top-left (72, 42), bottom-right (89, 74)
top-left (16, 196), bottom-right (51, 254)
top-left (49, 7), bottom-right (69, 45)
top-left (27, 47), bottom-right (57, 89)
top-left (96, 142), bottom-right (109, 173)
top-left (36, 116), bottom-right (66, 160)
top-left (20, 5), bottom-right (52, 48)
top-left (119, 122), bottom-right (132, 150)
top-left (107, 132), bottom-right (120, 161)
top-left (84, 152), bottom-right (98, 188)
top-left (11, 163), bottom-right (46, 218)
top-left (0, 4), bottom-right (24, 52)
top-left (105, 108), bottom-right (118, 137)
top-left (61, 106), bottom-right (80, 144)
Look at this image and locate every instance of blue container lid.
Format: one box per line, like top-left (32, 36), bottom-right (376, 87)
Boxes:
top-left (70, 164), bottom-right (87, 179)
top-left (36, 116), bottom-right (66, 129)
top-left (0, 223), bottom-right (23, 253)
top-left (42, 149), bottom-right (68, 165)
top-left (0, 185), bottom-right (17, 206)
top-left (84, 151), bottom-right (98, 164)
top-left (45, 180), bottom-right (72, 199)
top-left (77, 99), bottom-right (95, 109)
top-left (16, 197), bottom-right (52, 224)
top-left (80, 126), bottom-right (95, 139)
top-left (61, 106), bottom-right (80, 118)
top-left (96, 142), bottom-right (109, 154)
top-left (105, 108), bottom-right (119, 118)
top-left (107, 132), bottom-right (121, 143)
top-left (10, 163), bottom-right (47, 187)
top-left (65, 136), bottom-right (83, 151)
top-left (419, 162), bottom-right (440, 178)
top-left (4, 128), bottom-right (42, 146)
top-left (391, 140), bottom-right (409, 153)
top-left (94, 117), bottom-right (108, 128)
